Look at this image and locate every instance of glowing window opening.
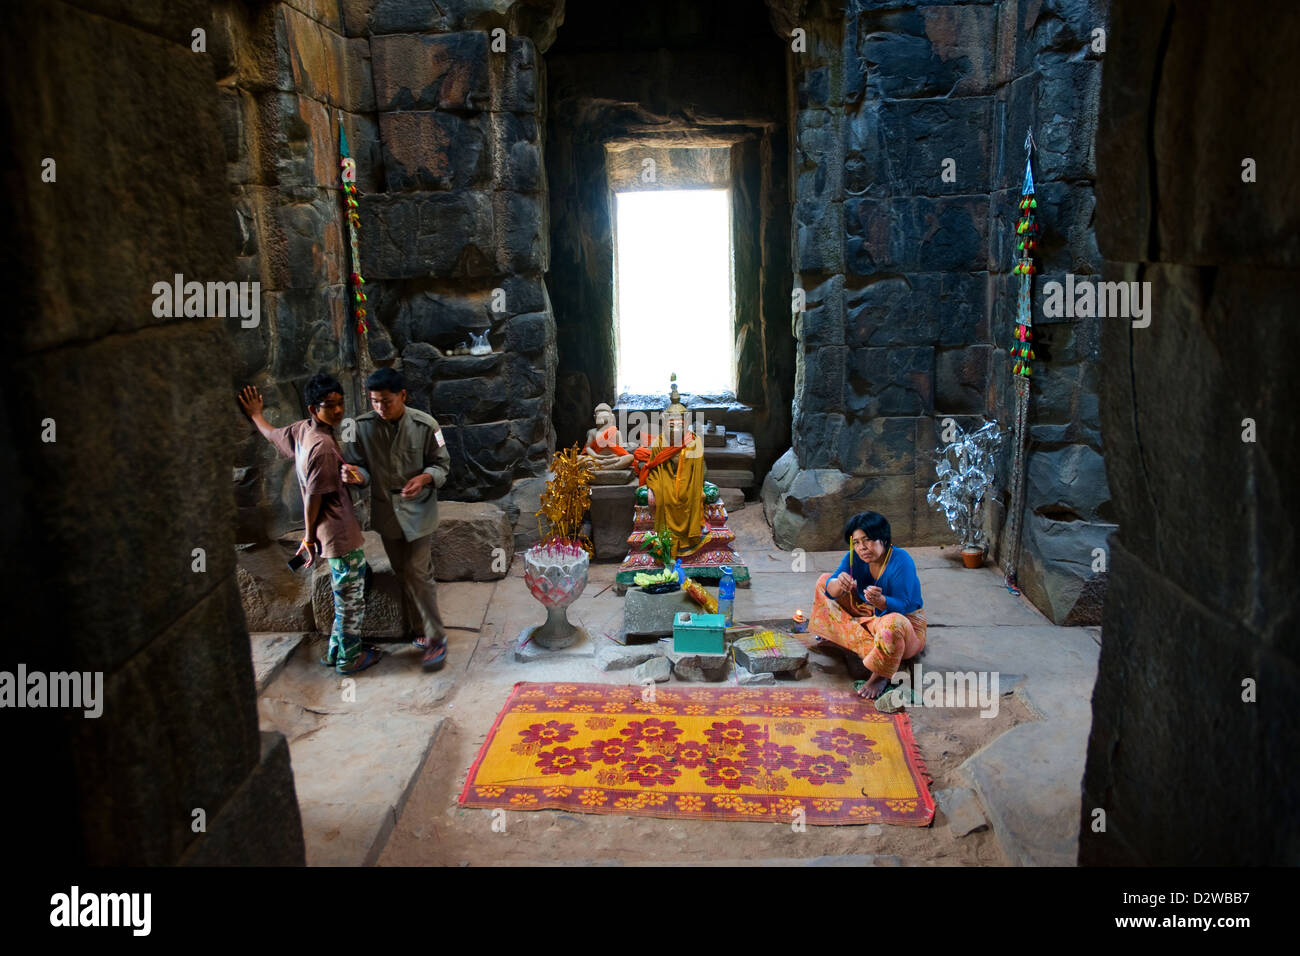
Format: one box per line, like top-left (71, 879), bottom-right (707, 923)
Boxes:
top-left (613, 188), bottom-right (735, 396)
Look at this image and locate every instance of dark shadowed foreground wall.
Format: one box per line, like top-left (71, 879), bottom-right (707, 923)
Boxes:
top-left (1080, 0), bottom-right (1299, 864)
top-left (0, 0), bottom-right (303, 865)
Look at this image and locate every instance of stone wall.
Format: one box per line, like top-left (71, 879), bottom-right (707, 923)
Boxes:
top-left (763, 0), bottom-right (1111, 625)
top-left (992, 0), bottom-right (1113, 626)
top-left (217, 0), bottom-right (563, 544)
top-left (545, 0), bottom-right (794, 483)
top-left (1080, 0), bottom-right (1300, 865)
top-left (0, 0), bottom-right (303, 864)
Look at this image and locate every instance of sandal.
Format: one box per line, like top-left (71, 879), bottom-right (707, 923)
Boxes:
top-left (875, 687), bottom-right (909, 713)
top-left (421, 638), bottom-right (447, 672)
top-left (336, 644), bottom-right (383, 675)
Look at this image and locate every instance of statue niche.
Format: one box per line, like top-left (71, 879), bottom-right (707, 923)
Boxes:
top-left (616, 379), bottom-right (748, 591)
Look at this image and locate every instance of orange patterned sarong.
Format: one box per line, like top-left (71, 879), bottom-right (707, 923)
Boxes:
top-left (810, 573), bottom-right (927, 678)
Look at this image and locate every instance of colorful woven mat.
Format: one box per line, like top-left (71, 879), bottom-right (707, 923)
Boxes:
top-left (458, 682), bottom-right (934, 826)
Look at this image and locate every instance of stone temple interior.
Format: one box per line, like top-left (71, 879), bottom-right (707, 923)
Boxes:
top-left (1, 0), bottom-right (1295, 870)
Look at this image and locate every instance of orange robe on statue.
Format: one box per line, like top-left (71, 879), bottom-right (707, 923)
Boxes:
top-left (633, 432), bottom-right (707, 559)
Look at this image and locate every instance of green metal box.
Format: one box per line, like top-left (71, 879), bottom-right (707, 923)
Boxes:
top-left (672, 612), bottom-right (727, 654)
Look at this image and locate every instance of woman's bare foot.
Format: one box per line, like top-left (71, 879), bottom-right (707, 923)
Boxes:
top-left (856, 674), bottom-right (889, 699)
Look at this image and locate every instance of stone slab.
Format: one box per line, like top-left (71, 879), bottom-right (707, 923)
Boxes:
top-left (920, 567), bottom-right (1048, 627)
top-left (596, 639), bottom-right (665, 671)
top-left (438, 581), bottom-right (496, 632)
top-left (735, 664), bottom-right (776, 685)
top-left (934, 786), bottom-right (989, 838)
top-left (257, 646), bottom-right (450, 866)
top-left (707, 468), bottom-right (756, 488)
top-left (515, 626), bottom-right (594, 662)
top-left (633, 656), bottom-right (672, 683)
top-left (667, 648), bottom-right (733, 682)
top-left (237, 543), bottom-right (316, 632)
top-left (432, 501), bottom-right (512, 581)
top-left (703, 435), bottom-right (757, 472)
top-left (732, 631), bottom-right (810, 673)
top-left (590, 470), bottom-right (633, 485)
top-left (717, 487), bottom-right (745, 512)
top-left (776, 662), bottom-right (814, 681)
top-left (961, 719), bottom-right (1085, 866)
top-left (250, 632), bottom-right (306, 694)
top-left (623, 587), bottom-right (696, 637)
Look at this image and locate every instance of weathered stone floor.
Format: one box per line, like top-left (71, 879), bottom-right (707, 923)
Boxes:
top-left (255, 505), bottom-right (1100, 866)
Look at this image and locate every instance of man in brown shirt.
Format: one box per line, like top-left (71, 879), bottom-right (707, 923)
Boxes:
top-left (238, 373), bottom-right (381, 675)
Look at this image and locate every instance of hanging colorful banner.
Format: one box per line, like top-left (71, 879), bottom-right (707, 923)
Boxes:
top-left (1002, 130), bottom-right (1038, 588)
top-left (338, 118), bottom-right (368, 336)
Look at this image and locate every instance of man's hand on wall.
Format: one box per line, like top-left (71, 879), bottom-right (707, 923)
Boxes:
top-left (238, 385), bottom-right (265, 417)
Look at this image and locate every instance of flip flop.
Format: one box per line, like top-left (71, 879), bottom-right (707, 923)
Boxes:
top-left (875, 687), bottom-right (908, 713)
top-left (421, 638), bottom-right (448, 672)
top-left (336, 644), bottom-right (382, 675)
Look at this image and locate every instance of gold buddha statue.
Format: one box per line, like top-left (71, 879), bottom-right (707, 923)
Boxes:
top-left (632, 380), bottom-right (707, 559)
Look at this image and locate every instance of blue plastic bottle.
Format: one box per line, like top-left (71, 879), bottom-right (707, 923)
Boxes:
top-left (718, 566), bottom-right (735, 626)
top-left (674, 558), bottom-right (684, 585)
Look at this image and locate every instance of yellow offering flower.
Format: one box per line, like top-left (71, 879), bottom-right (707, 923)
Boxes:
top-left (534, 444), bottom-right (594, 556)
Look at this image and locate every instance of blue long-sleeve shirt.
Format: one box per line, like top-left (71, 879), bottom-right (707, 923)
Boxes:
top-left (824, 545), bottom-right (923, 616)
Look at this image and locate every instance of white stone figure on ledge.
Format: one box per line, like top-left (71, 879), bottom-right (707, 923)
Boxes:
top-left (580, 402), bottom-right (634, 476)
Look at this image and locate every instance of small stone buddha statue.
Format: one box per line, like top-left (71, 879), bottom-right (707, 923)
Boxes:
top-left (580, 403), bottom-right (635, 472)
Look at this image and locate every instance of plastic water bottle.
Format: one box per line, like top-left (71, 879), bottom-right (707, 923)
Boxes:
top-left (718, 566), bottom-right (735, 626)
top-left (674, 558), bottom-right (684, 585)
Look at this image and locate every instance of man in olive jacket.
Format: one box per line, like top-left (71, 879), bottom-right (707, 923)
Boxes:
top-left (341, 367), bottom-right (453, 670)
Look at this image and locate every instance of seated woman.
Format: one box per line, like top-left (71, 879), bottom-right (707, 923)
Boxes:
top-left (809, 511), bottom-right (927, 700)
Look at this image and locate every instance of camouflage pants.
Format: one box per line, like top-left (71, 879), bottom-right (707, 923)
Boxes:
top-left (327, 548), bottom-right (367, 667)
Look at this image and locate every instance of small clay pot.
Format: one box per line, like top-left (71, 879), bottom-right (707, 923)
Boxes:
top-left (961, 547), bottom-right (984, 569)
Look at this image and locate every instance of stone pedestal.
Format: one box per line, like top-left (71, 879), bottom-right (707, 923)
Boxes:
top-left (590, 469), bottom-right (633, 485)
top-left (590, 480), bottom-right (638, 560)
top-left (617, 497), bottom-right (749, 590)
top-left (432, 501), bottom-right (513, 581)
top-left (732, 631), bottom-right (810, 674)
top-left (623, 587), bottom-right (696, 637)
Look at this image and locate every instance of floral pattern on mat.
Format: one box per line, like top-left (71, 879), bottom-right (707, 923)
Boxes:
top-left (458, 682), bottom-right (934, 826)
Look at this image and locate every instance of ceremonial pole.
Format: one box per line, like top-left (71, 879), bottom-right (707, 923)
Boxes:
top-left (338, 112), bottom-right (373, 408)
top-left (1001, 129), bottom-right (1037, 590)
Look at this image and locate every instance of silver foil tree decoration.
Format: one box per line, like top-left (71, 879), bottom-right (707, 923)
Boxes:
top-left (927, 420), bottom-right (1002, 550)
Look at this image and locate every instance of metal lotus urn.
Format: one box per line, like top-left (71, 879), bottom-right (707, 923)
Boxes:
top-left (522, 541), bottom-right (590, 649)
